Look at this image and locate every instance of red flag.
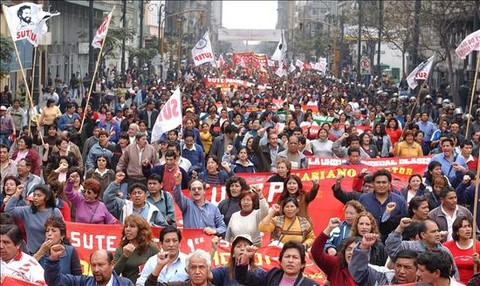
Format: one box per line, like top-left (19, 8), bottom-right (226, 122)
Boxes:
top-left (91, 8), bottom-right (114, 49)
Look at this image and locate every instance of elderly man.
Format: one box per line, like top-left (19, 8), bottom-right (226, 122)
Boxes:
top-left (173, 171), bottom-right (226, 237)
top-left (45, 247), bottom-right (134, 286)
top-left (117, 132), bottom-right (159, 185)
top-left (274, 135), bottom-right (307, 170)
top-left (138, 226), bottom-right (188, 285)
top-left (145, 249), bottom-right (213, 286)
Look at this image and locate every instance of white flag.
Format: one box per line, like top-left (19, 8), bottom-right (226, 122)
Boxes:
top-left (406, 55), bottom-right (435, 90)
top-left (456, 29), bottom-right (480, 59)
top-left (271, 40), bottom-right (282, 61)
top-left (275, 30), bottom-right (288, 77)
top-left (92, 8), bottom-right (114, 49)
top-left (192, 31), bottom-right (215, 66)
top-left (151, 87), bottom-right (183, 142)
top-left (3, 3), bottom-right (59, 47)
top-left (295, 59), bottom-right (304, 71)
top-left (289, 63), bottom-right (296, 73)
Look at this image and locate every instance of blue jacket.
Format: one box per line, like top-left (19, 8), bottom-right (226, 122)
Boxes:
top-left (58, 113), bottom-right (80, 131)
top-left (324, 221), bottom-right (351, 252)
top-left (181, 143), bottom-right (205, 173)
top-left (44, 258), bottom-right (134, 286)
top-left (39, 244), bottom-right (82, 275)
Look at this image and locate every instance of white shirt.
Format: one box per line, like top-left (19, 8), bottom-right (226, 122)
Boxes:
top-left (0, 251), bottom-right (46, 285)
top-left (441, 205), bottom-right (458, 242)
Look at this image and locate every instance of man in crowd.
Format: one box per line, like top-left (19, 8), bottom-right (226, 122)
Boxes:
top-left (7, 100), bottom-right (24, 136)
top-left (146, 174), bottom-right (176, 225)
top-left (275, 135), bottom-right (307, 170)
top-left (103, 172), bottom-right (169, 226)
top-left (430, 137), bottom-right (468, 186)
top-left (58, 103), bottom-right (80, 131)
top-left (254, 128), bottom-right (284, 172)
top-left (182, 131), bottom-right (205, 174)
top-left (16, 158), bottom-right (44, 197)
top-left (416, 250), bottom-right (463, 286)
top-left (138, 226), bottom-right (188, 285)
top-left (173, 171), bottom-right (226, 237)
top-left (349, 233), bottom-right (418, 285)
top-left (45, 246), bottom-right (134, 286)
top-left (86, 129), bottom-right (115, 170)
top-left (0, 105), bottom-right (15, 148)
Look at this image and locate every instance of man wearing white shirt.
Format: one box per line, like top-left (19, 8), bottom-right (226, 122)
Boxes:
top-left (137, 226), bottom-right (188, 285)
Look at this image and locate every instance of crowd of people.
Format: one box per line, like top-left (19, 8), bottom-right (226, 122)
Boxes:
top-left (1, 59), bottom-right (480, 286)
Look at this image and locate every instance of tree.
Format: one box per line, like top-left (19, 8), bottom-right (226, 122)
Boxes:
top-left (101, 18), bottom-right (136, 59)
top-left (0, 36), bottom-right (14, 79)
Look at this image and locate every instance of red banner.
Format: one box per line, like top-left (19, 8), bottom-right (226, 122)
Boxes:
top-left (203, 78), bottom-right (251, 93)
top-left (66, 222), bottom-right (326, 284)
top-left (1, 277), bottom-right (40, 286)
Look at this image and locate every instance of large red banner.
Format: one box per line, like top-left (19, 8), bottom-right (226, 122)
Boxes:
top-left (203, 78), bottom-right (251, 93)
top-left (63, 157), bottom-right (429, 285)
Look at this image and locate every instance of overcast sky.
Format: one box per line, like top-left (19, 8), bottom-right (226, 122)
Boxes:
top-left (222, 1), bottom-right (278, 29)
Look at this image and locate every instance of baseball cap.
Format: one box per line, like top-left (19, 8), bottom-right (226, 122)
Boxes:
top-left (232, 234), bottom-right (253, 246)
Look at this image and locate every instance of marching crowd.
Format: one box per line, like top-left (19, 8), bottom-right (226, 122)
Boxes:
top-left (1, 61), bottom-right (480, 286)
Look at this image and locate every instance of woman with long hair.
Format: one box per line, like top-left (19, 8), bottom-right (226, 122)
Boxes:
top-left (350, 212), bottom-right (388, 266)
top-left (372, 123), bottom-right (393, 157)
top-left (232, 147), bottom-right (257, 174)
top-left (5, 184), bottom-right (63, 254)
top-left (199, 122), bottom-right (213, 155)
top-left (245, 137), bottom-right (260, 170)
top-left (210, 234), bottom-right (265, 285)
top-left (311, 217), bottom-right (359, 285)
top-left (85, 154), bottom-right (115, 195)
top-left (385, 118), bottom-right (402, 146)
top-left (259, 198), bottom-right (316, 249)
top-left (195, 155), bottom-right (233, 186)
top-left (43, 137), bottom-right (79, 179)
top-left (359, 133), bottom-right (379, 158)
top-left (10, 135), bottom-right (41, 176)
top-left (38, 98), bottom-right (61, 135)
top-left (443, 216), bottom-right (480, 284)
top-left (34, 216), bottom-right (82, 275)
top-left (217, 176), bottom-right (250, 226)
top-left (113, 214), bottom-right (159, 284)
top-left (399, 174), bottom-right (425, 204)
top-left (277, 175), bottom-right (319, 224)
top-left (1, 176), bottom-right (24, 212)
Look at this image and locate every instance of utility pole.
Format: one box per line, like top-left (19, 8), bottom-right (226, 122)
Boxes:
top-left (88, 0), bottom-right (94, 77)
top-left (139, 0), bottom-right (144, 69)
top-left (121, 0), bottom-right (127, 77)
top-left (377, 0), bottom-right (383, 76)
top-left (176, 16), bottom-right (183, 80)
top-left (410, 0), bottom-right (421, 73)
top-left (357, 0), bottom-right (362, 80)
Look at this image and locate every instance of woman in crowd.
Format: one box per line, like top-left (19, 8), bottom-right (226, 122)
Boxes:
top-left (114, 214), bottom-right (159, 284)
top-left (277, 175), bottom-right (319, 224)
top-left (43, 137), bottom-right (79, 179)
top-left (199, 122), bottom-right (213, 155)
top-left (393, 130), bottom-right (424, 157)
top-left (195, 155), bottom-right (233, 186)
top-left (350, 211), bottom-right (388, 266)
top-left (183, 117), bottom-right (203, 149)
top-left (10, 135), bottom-right (41, 176)
top-left (311, 128), bottom-right (334, 157)
top-left (443, 216), bottom-right (480, 284)
top-left (232, 147), bottom-right (257, 174)
top-left (64, 175), bottom-right (116, 224)
top-left (424, 160), bottom-right (446, 189)
top-left (47, 180), bottom-right (71, 222)
top-left (85, 154), bottom-right (116, 195)
top-left (259, 198), bottom-right (315, 249)
top-left (311, 217), bottom-right (359, 285)
top-left (267, 158), bottom-right (291, 183)
top-left (0, 224), bottom-right (46, 285)
top-left (324, 200), bottom-right (365, 255)
top-left (225, 188), bottom-right (269, 247)
top-left (359, 132), bottom-right (379, 158)
top-left (5, 184), bottom-right (63, 255)
top-left (34, 216), bottom-right (82, 275)
top-left (399, 174), bottom-right (425, 204)
top-left (38, 98), bottom-right (61, 135)
top-left (424, 175), bottom-right (449, 210)
top-left (67, 118), bottom-right (83, 151)
top-left (372, 123), bottom-right (393, 158)
top-left (415, 131), bottom-right (430, 155)
top-left (217, 176), bottom-right (250, 226)
top-left (235, 241), bottom-right (318, 285)
top-left (46, 156), bottom-right (71, 184)
top-left (0, 176), bottom-right (24, 212)
top-left (245, 137), bottom-right (260, 170)
top-left (210, 234), bottom-right (265, 285)
top-left (385, 118), bottom-right (403, 146)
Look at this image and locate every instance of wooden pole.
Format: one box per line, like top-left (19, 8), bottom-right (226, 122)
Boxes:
top-left (465, 54), bottom-right (480, 138)
top-left (79, 44), bottom-right (105, 133)
top-left (10, 41), bottom-right (44, 145)
top-left (28, 47), bottom-right (37, 137)
top-left (474, 153), bottom-right (480, 274)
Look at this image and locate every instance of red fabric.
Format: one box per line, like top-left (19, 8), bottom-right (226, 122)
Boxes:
top-left (467, 157), bottom-right (478, 171)
top-left (443, 240), bottom-right (480, 284)
top-left (386, 128), bottom-right (403, 146)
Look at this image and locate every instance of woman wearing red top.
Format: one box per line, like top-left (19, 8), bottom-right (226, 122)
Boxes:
top-left (311, 217), bottom-right (358, 286)
top-left (443, 216), bottom-right (480, 284)
top-left (385, 118), bottom-right (403, 146)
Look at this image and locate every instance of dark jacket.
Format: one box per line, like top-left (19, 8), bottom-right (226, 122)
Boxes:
top-left (253, 135), bottom-right (284, 172)
top-left (44, 258), bottom-right (134, 286)
top-left (235, 263), bottom-right (318, 286)
top-left (332, 184), bottom-right (362, 204)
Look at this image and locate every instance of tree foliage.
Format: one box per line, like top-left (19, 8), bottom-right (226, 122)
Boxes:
top-left (102, 17), bottom-right (136, 59)
top-left (0, 36), bottom-right (14, 79)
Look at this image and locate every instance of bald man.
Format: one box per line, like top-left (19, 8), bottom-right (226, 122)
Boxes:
top-left (44, 247), bottom-right (134, 286)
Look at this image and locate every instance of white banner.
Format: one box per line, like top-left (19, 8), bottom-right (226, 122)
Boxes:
top-left (151, 88), bottom-right (183, 142)
top-left (218, 28), bottom-right (281, 41)
top-left (92, 8), bottom-right (114, 49)
top-left (456, 29), bottom-right (480, 59)
top-left (192, 31), bottom-right (215, 66)
top-left (406, 55), bottom-right (435, 90)
top-left (2, 3), bottom-right (59, 47)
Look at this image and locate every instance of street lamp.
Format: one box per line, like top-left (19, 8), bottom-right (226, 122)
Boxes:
top-left (147, 2), bottom-right (165, 79)
top-left (300, 17), bottom-right (339, 77)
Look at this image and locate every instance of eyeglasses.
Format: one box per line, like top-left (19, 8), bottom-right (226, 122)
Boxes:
top-left (82, 189), bottom-right (95, 195)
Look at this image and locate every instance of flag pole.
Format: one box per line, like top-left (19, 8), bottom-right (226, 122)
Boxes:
top-left (465, 54), bottom-right (480, 138)
top-left (474, 148), bottom-right (480, 274)
top-left (28, 47), bottom-right (37, 137)
top-left (80, 8), bottom-right (114, 133)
